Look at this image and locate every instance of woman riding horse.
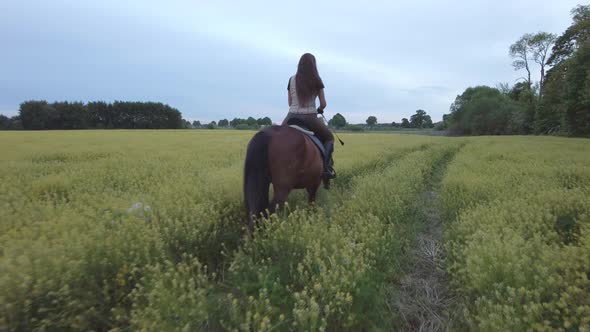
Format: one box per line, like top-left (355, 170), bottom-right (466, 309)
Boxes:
top-left (282, 53), bottom-right (336, 180)
top-left (243, 53), bottom-right (336, 232)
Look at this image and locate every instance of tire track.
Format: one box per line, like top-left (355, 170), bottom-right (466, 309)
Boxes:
top-left (390, 143), bottom-right (464, 331)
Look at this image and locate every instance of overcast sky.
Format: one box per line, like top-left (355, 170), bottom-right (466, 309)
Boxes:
top-left (0, 0), bottom-right (581, 123)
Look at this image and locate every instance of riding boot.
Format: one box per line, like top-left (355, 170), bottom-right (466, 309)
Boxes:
top-left (323, 141), bottom-right (336, 180)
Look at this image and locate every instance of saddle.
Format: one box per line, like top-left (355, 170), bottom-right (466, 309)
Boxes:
top-left (286, 118), bottom-right (326, 160)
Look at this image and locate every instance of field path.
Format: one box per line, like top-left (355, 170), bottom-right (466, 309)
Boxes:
top-left (392, 145), bottom-right (461, 331)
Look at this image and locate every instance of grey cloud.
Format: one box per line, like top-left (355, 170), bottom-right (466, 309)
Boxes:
top-left (0, 0), bottom-right (581, 123)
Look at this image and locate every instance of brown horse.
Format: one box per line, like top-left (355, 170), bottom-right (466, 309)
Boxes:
top-left (243, 125), bottom-right (323, 232)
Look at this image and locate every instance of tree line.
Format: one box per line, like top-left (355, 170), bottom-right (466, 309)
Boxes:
top-left (189, 117), bottom-right (273, 129)
top-left (1, 102), bottom-right (438, 133)
top-left (443, 4), bottom-right (590, 137)
top-left (190, 110), bottom-right (437, 131)
top-left (1, 100), bottom-right (184, 130)
top-left (326, 109), bottom-right (436, 131)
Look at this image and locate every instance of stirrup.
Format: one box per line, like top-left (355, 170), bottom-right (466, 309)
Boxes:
top-left (323, 168), bottom-right (336, 180)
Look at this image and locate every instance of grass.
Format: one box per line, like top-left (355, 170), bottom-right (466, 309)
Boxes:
top-left (0, 131), bottom-right (588, 330)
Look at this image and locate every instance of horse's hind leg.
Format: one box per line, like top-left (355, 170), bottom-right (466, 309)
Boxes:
top-left (270, 185), bottom-right (290, 213)
top-left (307, 182), bottom-right (320, 204)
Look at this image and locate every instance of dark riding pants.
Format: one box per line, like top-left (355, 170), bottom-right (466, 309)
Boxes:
top-left (281, 113), bottom-right (334, 144)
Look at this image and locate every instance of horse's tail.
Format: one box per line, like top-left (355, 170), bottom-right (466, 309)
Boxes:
top-left (244, 129), bottom-right (271, 232)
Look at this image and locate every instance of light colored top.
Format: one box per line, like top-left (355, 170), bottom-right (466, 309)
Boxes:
top-left (288, 75), bottom-right (317, 114)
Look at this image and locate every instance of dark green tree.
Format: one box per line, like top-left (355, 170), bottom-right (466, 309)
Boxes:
top-left (0, 115), bottom-right (10, 130)
top-left (256, 117), bottom-right (272, 126)
top-left (218, 119), bottom-right (229, 127)
top-left (433, 121), bottom-right (445, 130)
top-left (87, 101), bottom-right (112, 128)
top-left (19, 100), bottom-right (183, 130)
top-left (513, 83), bottom-right (537, 134)
top-left (19, 101), bottom-right (59, 130)
top-left (424, 115), bottom-right (434, 128)
top-left (537, 4), bottom-right (590, 136)
top-left (447, 86), bottom-right (525, 135)
top-left (401, 118), bottom-right (410, 128)
top-left (53, 101), bottom-right (89, 129)
top-left (507, 82), bottom-right (531, 101)
top-left (562, 44), bottom-right (590, 136)
top-left (230, 118), bottom-right (240, 127)
top-left (547, 5), bottom-right (590, 66)
top-left (441, 114), bottom-right (451, 129)
top-left (366, 116), bottom-right (377, 127)
top-left (246, 117), bottom-right (258, 127)
top-left (9, 116), bottom-right (22, 130)
top-left (410, 109), bottom-right (431, 128)
top-left (328, 113), bottom-right (347, 128)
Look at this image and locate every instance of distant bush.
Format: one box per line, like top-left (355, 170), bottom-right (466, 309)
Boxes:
top-left (229, 117), bottom-right (264, 128)
top-left (446, 86), bottom-right (525, 135)
top-left (345, 124), bottom-right (364, 132)
top-left (234, 124), bottom-right (258, 130)
top-left (0, 115), bottom-right (22, 130)
top-left (433, 121), bottom-right (445, 131)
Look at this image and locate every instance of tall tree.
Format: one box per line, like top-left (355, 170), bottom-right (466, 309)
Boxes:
top-left (424, 115), bottom-right (434, 128)
top-left (246, 117), bottom-right (257, 127)
top-left (510, 34), bottom-right (534, 88)
top-left (530, 32), bottom-right (557, 95)
top-left (401, 118), bottom-right (410, 128)
top-left (366, 116), bottom-right (377, 127)
top-left (328, 113), bottom-right (347, 128)
top-left (547, 5), bottom-right (590, 66)
top-left (410, 109), bottom-right (430, 128)
top-left (230, 118), bottom-right (241, 127)
top-left (256, 117), bottom-right (272, 126)
top-left (538, 4), bottom-right (590, 136)
top-left (218, 119), bottom-right (229, 127)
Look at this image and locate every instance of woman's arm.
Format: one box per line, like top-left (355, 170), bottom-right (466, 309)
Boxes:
top-left (288, 78), bottom-right (293, 106)
top-left (318, 89), bottom-right (327, 110)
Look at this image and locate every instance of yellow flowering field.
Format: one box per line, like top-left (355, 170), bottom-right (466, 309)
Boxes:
top-left (0, 130), bottom-right (588, 330)
top-left (441, 136), bottom-right (590, 330)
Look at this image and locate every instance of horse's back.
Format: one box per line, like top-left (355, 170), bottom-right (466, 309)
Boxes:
top-left (266, 126), bottom-right (322, 188)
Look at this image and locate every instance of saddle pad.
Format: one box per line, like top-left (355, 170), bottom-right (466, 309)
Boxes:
top-left (288, 125), bottom-right (314, 135)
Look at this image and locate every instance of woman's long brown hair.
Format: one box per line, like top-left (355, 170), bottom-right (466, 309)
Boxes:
top-left (295, 53), bottom-right (324, 106)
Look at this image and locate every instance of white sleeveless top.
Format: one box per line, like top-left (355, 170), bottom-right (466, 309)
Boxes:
top-left (288, 75), bottom-right (317, 114)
